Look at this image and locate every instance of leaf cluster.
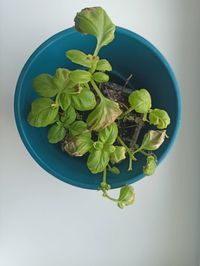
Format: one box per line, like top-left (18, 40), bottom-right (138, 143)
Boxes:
top-left (27, 7), bottom-right (171, 208)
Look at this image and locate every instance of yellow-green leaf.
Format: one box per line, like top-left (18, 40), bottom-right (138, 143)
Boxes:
top-left (27, 98), bottom-right (58, 127)
top-left (87, 149), bottom-right (110, 174)
top-left (129, 89), bottom-right (152, 113)
top-left (71, 87), bottom-right (96, 111)
top-left (33, 74), bottom-right (59, 97)
top-left (74, 7), bottom-right (115, 55)
top-left (66, 50), bottom-right (92, 68)
top-left (48, 124), bottom-right (66, 143)
top-left (149, 108), bottom-right (170, 129)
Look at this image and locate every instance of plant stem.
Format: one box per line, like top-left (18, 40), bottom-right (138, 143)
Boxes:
top-left (93, 45), bottom-right (99, 57)
top-left (122, 106), bottom-right (135, 117)
top-left (118, 136), bottom-right (134, 171)
top-left (128, 157), bottom-right (133, 171)
top-left (132, 147), bottom-right (142, 156)
top-left (90, 79), bottom-right (104, 100)
top-left (122, 74), bottom-right (133, 90)
top-left (117, 136), bottom-right (136, 161)
top-left (102, 168), bottom-right (107, 184)
top-left (130, 119), bottom-right (144, 150)
top-left (101, 169), bottom-right (118, 202)
top-left (103, 192), bottom-right (118, 202)
top-left (55, 92), bottom-right (61, 107)
top-left (143, 112), bottom-right (148, 121)
top-left (140, 150), bottom-right (149, 156)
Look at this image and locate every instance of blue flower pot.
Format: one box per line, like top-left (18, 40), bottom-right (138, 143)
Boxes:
top-left (14, 27), bottom-right (181, 189)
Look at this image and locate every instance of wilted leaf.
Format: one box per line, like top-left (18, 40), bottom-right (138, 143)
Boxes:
top-left (110, 146), bottom-right (126, 164)
top-left (143, 155), bottom-right (157, 176)
top-left (118, 186), bottom-right (135, 208)
top-left (141, 130), bottom-right (167, 151)
top-left (64, 134), bottom-right (93, 157)
top-left (87, 98), bottom-right (122, 131)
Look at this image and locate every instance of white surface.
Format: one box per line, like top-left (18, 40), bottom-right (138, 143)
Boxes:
top-left (1, 1), bottom-right (200, 266)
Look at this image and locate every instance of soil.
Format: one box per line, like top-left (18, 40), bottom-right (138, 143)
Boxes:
top-left (99, 82), bottom-right (144, 150)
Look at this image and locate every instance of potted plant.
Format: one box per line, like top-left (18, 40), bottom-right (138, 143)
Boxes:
top-left (14, 7), bottom-right (181, 208)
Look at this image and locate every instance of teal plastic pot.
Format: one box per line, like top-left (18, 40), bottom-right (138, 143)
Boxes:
top-left (14, 27), bottom-right (181, 189)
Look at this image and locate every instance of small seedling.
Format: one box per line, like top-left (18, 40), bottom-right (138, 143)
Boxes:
top-left (27, 7), bottom-right (170, 208)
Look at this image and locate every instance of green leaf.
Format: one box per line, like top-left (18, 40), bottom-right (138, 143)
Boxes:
top-left (141, 130), bottom-right (167, 151)
top-left (53, 68), bottom-right (70, 91)
top-left (93, 141), bottom-right (104, 150)
top-left (48, 123), bottom-right (66, 143)
top-left (66, 50), bottom-right (92, 68)
top-left (87, 97), bottom-right (122, 131)
top-left (71, 86), bottom-right (96, 111)
top-left (87, 149), bottom-right (110, 174)
top-left (60, 106), bottom-right (76, 127)
top-left (69, 121), bottom-right (88, 136)
top-left (103, 144), bottom-right (115, 153)
top-left (143, 155), bottom-right (157, 176)
top-left (58, 83), bottom-right (83, 111)
top-left (69, 70), bottom-right (91, 84)
top-left (118, 186), bottom-right (135, 208)
top-left (129, 89), bottom-right (152, 113)
top-left (92, 72), bottom-right (109, 83)
top-left (33, 74), bottom-right (59, 97)
top-left (110, 146), bottom-right (126, 164)
top-left (74, 7), bottom-right (115, 55)
top-left (64, 134), bottom-right (93, 157)
top-left (58, 91), bottom-right (71, 111)
top-left (27, 98), bottom-right (58, 127)
top-left (98, 122), bottom-right (118, 144)
top-left (65, 80), bottom-right (83, 94)
top-left (55, 68), bottom-right (70, 79)
top-left (96, 59), bottom-right (112, 72)
top-left (108, 166), bottom-right (120, 175)
top-left (149, 108), bottom-right (170, 129)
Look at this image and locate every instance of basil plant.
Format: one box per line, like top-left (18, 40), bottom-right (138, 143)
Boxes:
top-left (27, 7), bottom-right (170, 208)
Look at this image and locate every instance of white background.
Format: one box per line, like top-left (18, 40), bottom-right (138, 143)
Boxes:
top-left (1, 1), bottom-right (200, 265)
